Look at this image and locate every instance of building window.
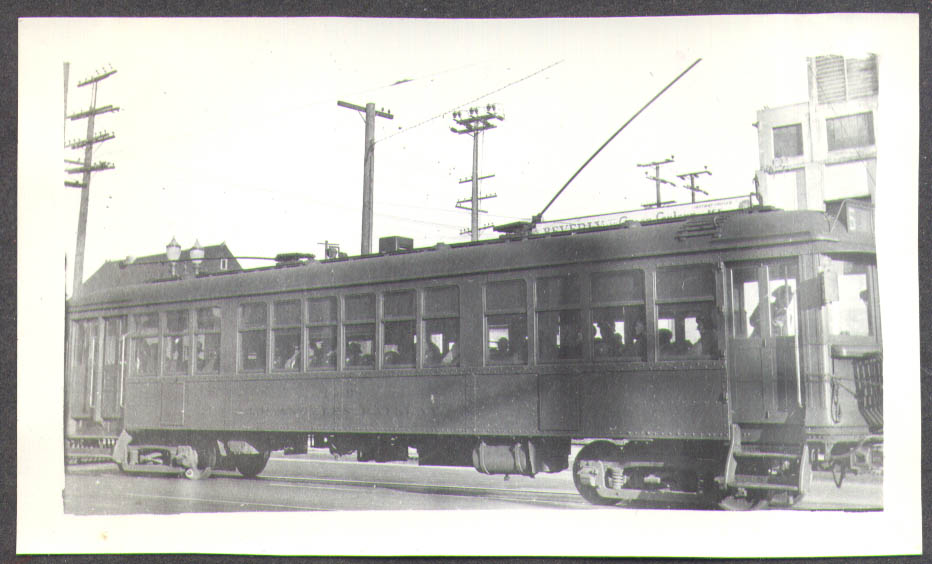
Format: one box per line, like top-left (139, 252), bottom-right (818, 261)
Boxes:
top-left (345, 294), bottom-right (375, 368)
top-left (536, 274), bottom-right (582, 362)
top-left (272, 300), bottom-right (302, 371)
top-left (590, 270), bottom-right (646, 360)
top-left (485, 280), bottom-right (528, 365)
top-left (656, 266), bottom-right (719, 359)
top-left (132, 313), bottom-right (160, 377)
top-left (424, 286), bottom-right (459, 367)
top-left (383, 290), bottom-right (416, 367)
top-left (826, 112), bottom-right (874, 151)
top-left (239, 303), bottom-right (268, 372)
top-left (307, 297), bottom-right (337, 369)
top-left (163, 310), bottom-right (191, 374)
top-left (220, 258), bottom-right (228, 271)
top-left (195, 307), bottom-right (221, 373)
top-left (773, 124), bottom-right (803, 158)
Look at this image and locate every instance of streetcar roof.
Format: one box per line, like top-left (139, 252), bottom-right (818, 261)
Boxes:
top-left (68, 207), bottom-right (875, 310)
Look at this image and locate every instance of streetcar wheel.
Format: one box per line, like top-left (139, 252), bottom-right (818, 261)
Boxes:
top-left (572, 441), bottom-right (622, 506)
top-left (235, 450), bottom-right (271, 478)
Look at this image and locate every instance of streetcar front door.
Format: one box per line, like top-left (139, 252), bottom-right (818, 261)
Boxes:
top-left (728, 261), bottom-right (800, 423)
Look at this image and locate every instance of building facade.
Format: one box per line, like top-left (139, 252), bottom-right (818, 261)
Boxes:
top-left (754, 54), bottom-right (878, 214)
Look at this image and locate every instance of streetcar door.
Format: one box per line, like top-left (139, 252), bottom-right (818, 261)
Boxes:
top-left (69, 318), bottom-right (99, 421)
top-left (101, 316), bottom-right (127, 421)
top-left (728, 261), bottom-right (800, 423)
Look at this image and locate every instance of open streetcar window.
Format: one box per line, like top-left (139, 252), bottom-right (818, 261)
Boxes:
top-left (590, 270), bottom-right (646, 361)
top-left (307, 297), bottom-right (337, 370)
top-left (163, 310), bottom-right (191, 375)
top-left (383, 290), bottom-right (416, 368)
top-left (239, 303), bottom-right (268, 372)
top-left (195, 307), bottom-right (221, 373)
top-left (656, 266), bottom-right (720, 360)
top-left (536, 274), bottom-right (582, 362)
top-left (345, 294), bottom-right (375, 369)
top-left (272, 300), bottom-right (302, 371)
top-left (424, 286), bottom-right (459, 367)
top-left (485, 280), bottom-right (528, 365)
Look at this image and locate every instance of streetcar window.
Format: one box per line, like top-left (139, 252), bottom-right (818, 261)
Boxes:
top-left (656, 266), bottom-right (716, 300)
top-left (272, 301), bottom-right (302, 372)
top-left (239, 303), bottom-right (268, 372)
top-left (345, 294), bottom-right (376, 369)
top-left (766, 264), bottom-right (798, 338)
top-left (307, 297), bottom-right (337, 370)
top-left (345, 294), bottom-right (375, 322)
top-left (383, 290), bottom-right (416, 368)
top-left (345, 324), bottom-right (375, 368)
top-left (163, 334), bottom-right (191, 374)
top-left (240, 303), bottom-right (268, 327)
top-left (164, 309), bottom-right (191, 374)
top-left (487, 314), bottom-right (528, 365)
top-left (272, 328), bottom-right (302, 371)
top-left (425, 287), bottom-right (459, 367)
top-left (825, 258), bottom-right (874, 337)
top-left (274, 300), bottom-right (302, 326)
top-left (591, 270), bottom-right (646, 361)
top-left (240, 330), bottom-right (267, 371)
top-left (486, 280), bottom-right (527, 365)
top-left (657, 302), bottom-right (719, 359)
top-left (536, 275), bottom-right (581, 362)
top-left (196, 307), bottom-right (221, 373)
top-left (133, 336), bottom-right (159, 377)
top-left (657, 266), bottom-right (719, 360)
top-left (132, 313), bottom-right (160, 377)
top-left (591, 271), bottom-right (643, 303)
top-left (592, 306), bottom-right (647, 360)
top-left (486, 280), bottom-right (526, 312)
top-left (134, 312), bottom-right (159, 333)
top-left (730, 267), bottom-right (760, 338)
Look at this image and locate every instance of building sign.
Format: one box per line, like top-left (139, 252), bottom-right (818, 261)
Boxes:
top-left (533, 195), bottom-right (758, 234)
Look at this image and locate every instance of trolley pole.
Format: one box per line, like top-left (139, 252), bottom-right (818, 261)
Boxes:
top-left (636, 156), bottom-right (676, 208)
top-left (66, 66), bottom-right (118, 297)
top-left (451, 105), bottom-right (503, 241)
top-left (337, 100), bottom-right (393, 255)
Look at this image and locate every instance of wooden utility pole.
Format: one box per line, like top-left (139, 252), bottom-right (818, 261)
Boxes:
top-left (451, 105), bottom-right (503, 241)
top-left (676, 168), bottom-right (712, 203)
top-left (637, 156), bottom-right (676, 208)
top-left (337, 100), bottom-right (393, 255)
top-left (66, 66), bottom-right (118, 297)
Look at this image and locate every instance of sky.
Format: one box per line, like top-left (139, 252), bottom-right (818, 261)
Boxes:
top-left (16, 14), bottom-right (923, 556)
top-left (19, 15), bottom-right (882, 295)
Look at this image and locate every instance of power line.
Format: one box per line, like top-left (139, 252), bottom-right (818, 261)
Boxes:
top-left (377, 59), bottom-right (563, 144)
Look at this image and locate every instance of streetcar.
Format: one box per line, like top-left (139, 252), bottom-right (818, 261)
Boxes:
top-left (65, 200), bottom-right (882, 508)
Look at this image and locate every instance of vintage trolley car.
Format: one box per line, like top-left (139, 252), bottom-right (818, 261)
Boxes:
top-left (65, 204), bottom-right (882, 507)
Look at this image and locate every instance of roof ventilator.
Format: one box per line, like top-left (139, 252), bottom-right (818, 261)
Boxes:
top-left (675, 215), bottom-right (726, 241)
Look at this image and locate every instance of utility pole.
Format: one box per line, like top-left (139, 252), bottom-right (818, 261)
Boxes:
top-left (637, 156), bottom-right (676, 208)
top-left (66, 65), bottom-right (118, 297)
top-left (450, 105), bottom-right (503, 241)
top-left (337, 100), bottom-right (393, 255)
top-left (676, 168), bottom-right (712, 203)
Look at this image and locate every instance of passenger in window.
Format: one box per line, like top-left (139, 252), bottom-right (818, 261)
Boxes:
top-left (624, 317), bottom-right (646, 359)
top-left (692, 312), bottom-right (724, 359)
top-left (491, 337), bottom-right (510, 361)
top-left (426, 342), bottom-right (442, 365)
top-left (347, 342), bottom-right (363, 366)
top-left (658, 329), bottom-right (675, 355)
top-left (442, 342), bottom-right (458, 365)
top-left (750, 285), bottom-right (794, 337)
top-left (285, 345), bottom-right (299, 370)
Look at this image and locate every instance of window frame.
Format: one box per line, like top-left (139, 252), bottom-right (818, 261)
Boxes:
top-left (238, 302), bottom-right (269, 373)
top-left (589, 269), bottom-right (647, 362)
top-left (422, 285), bottom-right (460, 368)
top-left (307, 296), bottom-right (339, 371)
top-left (826, 111), bottom-right (875, 151)
top-left (484, 278), bottom-right (529, 366)
top-left (382, 289), bottom-right (418, 369)
top-left (271, 299), bottom-right (303, 372)
top-left (654, 264), bottom-right (720, 361)
top-left (772, 123), bottom-right (804, 159)
top-left (535, 273), bottom-right (584, 363)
